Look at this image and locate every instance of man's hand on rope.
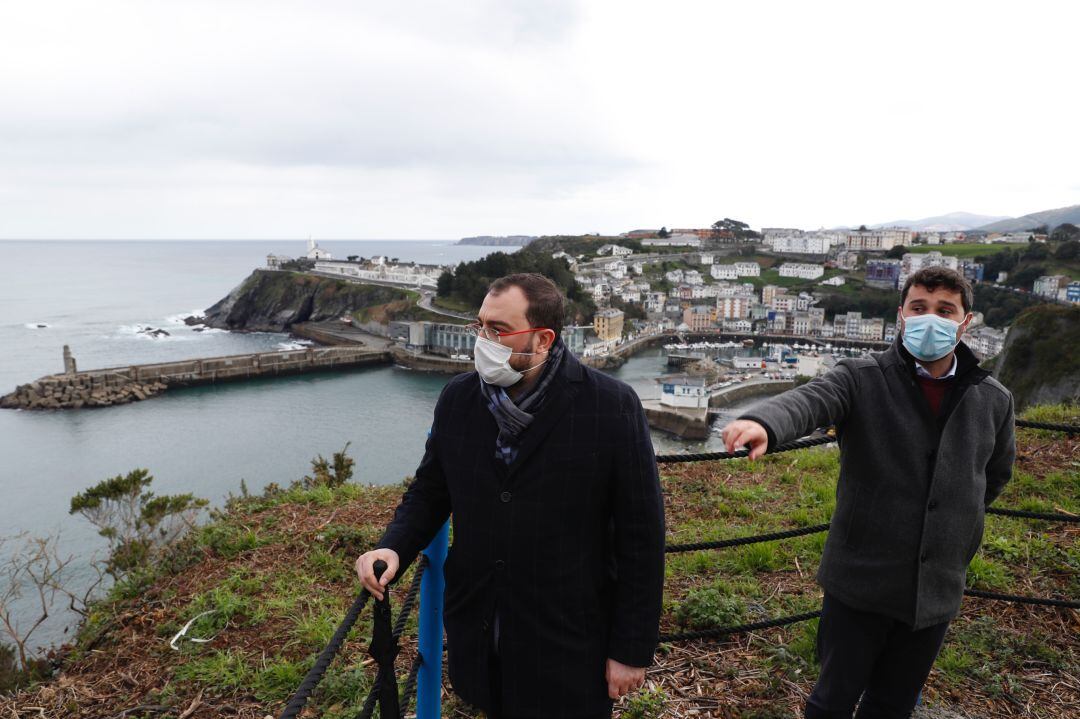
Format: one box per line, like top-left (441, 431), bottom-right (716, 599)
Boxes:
top-left (721, 419), bottom-right (769, 459)
top-left (355, 548), bottom-right (400, 601)
top-left (606, 658), bottom-right (645, 700)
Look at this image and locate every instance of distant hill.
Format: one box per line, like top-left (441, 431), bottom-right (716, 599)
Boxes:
top-left (456, 235), bottom-right (537, 246)
top-left (976, 204), bottom-right (1080, 233)
top-left (871, 211), bottom-right (1011, 232)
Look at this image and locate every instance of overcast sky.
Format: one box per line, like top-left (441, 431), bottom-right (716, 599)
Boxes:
top-left (2, 1), bottom-right (1077, 239)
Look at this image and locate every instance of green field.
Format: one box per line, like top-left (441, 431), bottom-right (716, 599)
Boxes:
top-left (905, 242), bottom-right (1027, 258)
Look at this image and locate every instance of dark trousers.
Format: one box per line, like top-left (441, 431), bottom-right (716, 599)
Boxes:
top-left (806, 593), bottom-right (950, 719)
top-left (485, 653), bottom-right (612, 719)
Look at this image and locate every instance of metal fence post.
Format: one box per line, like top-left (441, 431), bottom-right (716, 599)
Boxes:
top-left (417, 520), bottom-right (448, 719)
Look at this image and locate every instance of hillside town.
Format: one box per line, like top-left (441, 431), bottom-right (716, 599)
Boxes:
top-left (265, 227), bottom-right (1079, 369)
top-left (555, 224), bottom-right (1079, 362)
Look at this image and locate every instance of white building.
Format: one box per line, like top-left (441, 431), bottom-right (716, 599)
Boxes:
top-left (642, 235), bottom-right (702, 248)
top-left (683, 270), bottom-right (704, 286)
top-left (660, 377), bottom-right (709, 409)
top-left (723, 319), bottom-right (754, 333)
top-left (732, 355), bottom-right (764, 369)
top-left (597, 244), bottom-right (634, 256)
top-left (306, 237), bottom-right (333, 260)
top-left (313, 260), bottom-right (439, 288)
top-left (778, 263), bottom-right (825, 280)
top-left (962, 325), bottom-right (1008, 359)
top-left (845, 228), bottom-right (914, 252)
top-left (771, 235), bottom-right (830, 255)
top-left (1033, 275), bottom-right (1069, 299)
top-left (697, 253), bottom-right (714, 265)
top-left (820, 275), bottom-right (846, 286)
top-left (734, 262), bottom-right (761, 277)
top-left (762, 228), bottom-right (804, 241)
top-left (898, 251), bottom-right (960, 286)
top-left (710, 264), bottom-right (739, 280)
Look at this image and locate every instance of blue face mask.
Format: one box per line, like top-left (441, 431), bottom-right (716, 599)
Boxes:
top-left (901, 313), bottom-right (962, 362)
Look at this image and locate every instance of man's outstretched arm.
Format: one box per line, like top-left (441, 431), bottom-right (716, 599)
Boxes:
top-left (724, 361), bottom-right (859, 459)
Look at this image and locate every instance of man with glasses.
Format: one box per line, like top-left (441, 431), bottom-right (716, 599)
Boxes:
top-left (356, 273), bottom-right (665, 719)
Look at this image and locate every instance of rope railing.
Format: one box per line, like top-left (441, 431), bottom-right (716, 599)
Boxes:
top-left (1014, 419), bottom-right (1079, 433)
top-left (666, 524), bottom-right (831, 554)
top-left (356, 557), bottom-right (427, 719)
top-left (278, 592), bottom-right (372, 719)
top-left (278, 420), bottom-right (1076, 718)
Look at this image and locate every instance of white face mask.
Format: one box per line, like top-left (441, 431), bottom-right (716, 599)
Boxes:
top-left (473, 336), bottom-right (548, 387)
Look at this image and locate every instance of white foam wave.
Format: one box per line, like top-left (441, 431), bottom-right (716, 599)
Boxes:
top-left (275, 339), bottom-right (315, 351)
top-left (165, 309), bottom-right (205, 325)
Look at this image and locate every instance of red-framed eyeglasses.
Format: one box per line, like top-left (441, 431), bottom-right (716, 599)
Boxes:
top-left (465, 322), bottom-right (552, 345)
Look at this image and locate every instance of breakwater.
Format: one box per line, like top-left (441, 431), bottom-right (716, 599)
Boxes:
top-left (1, 344), bottom-right (391, 410)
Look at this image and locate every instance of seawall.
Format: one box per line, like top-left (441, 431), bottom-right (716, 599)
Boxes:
top-left (641, 400), bottom-right (711, 440)
top-left (1, 346), bottom-right (391, 410)
top-left (708, 379), bottom-right (796, 408)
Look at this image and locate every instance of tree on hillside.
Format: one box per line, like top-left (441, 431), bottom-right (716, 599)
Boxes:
top-left (886, 245), bottom-right (906, 259)
top-left (1053, 239), bottom-right (1079, 260)
top-left (1051, 223), bottom-right (1079, 243)
top-left (711, 218), bottom-right (760, 243)
top-left (657, 227), bottom-right (670, 238)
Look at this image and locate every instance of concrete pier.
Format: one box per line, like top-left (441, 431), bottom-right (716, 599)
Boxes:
top-left (1, 345), bottom-right (391, 410)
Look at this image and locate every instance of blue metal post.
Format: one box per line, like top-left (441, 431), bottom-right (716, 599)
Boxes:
top-left (417, 520), bottom-right (449, 719)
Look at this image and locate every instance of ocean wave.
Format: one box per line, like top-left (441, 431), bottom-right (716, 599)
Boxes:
top-left (275, 339), bottom-right (315, 351)
top-left (115, 323), bottom-right (195, 341)
top-left (165, 309), bottom-right (205, 325)
top-left (24, 322), bottom-right (51, 329)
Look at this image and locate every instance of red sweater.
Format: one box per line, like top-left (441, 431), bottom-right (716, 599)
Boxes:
top-left (917, 374), bottom-right (953, 416)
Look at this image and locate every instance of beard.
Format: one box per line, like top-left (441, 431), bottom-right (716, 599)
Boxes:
top-left (508, 335), bottom-right (543, 374)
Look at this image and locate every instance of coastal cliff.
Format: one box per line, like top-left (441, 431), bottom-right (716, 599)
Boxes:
top-left (196, 270), bottom-right (415, 332)
top-left (993, 304), bottom-right (1080, 409)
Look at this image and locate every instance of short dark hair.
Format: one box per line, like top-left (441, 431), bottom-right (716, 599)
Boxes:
top-left (900, 266), bottom-right (974, 313)
top-left (487, 273), bottom-right (565, 340)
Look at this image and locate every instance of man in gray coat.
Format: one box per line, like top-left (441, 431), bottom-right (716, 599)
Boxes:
top-left (721, 267), bottom-right (1015, 718)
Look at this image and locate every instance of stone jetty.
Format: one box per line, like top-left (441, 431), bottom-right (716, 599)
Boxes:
top-left (1, 344), bottom-right (390, 410)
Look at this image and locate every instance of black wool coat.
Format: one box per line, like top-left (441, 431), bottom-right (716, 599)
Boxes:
top-left (740, 338), bottom-right (1015, 629)
top-left (377, 350), bottom-right (666, 718)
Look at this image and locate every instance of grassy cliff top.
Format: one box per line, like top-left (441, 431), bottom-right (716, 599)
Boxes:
top-left (2, 407), bottom-right (1077, 719)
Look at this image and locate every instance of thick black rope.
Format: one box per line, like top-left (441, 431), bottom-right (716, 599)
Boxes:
top-left (986, 506), bottom-right (1079, 523)
top-left (278, 590), bottom-right (371, 719)
top-left (656, 419), bottom-right (1076, 466)
top-left (392, 556), bottom-right (427, 640)
top-left (398, 652), bottom-right (424, 719)
top-left (656, 434), bottom-right (835, 463)
top-left (661, 590), bottom-right (1079, 644)
top-left (356, 558), bottom-right (428, 719)
top-left (1014, 419), bottom-right (1079, 434)
top-left (963, 588), bottom-right (1080, 609)
top-left (366, 560), bottom-right (401, 719)
top-left (667, 524), bottom-right (831, 553)
top-left (660, 609), bottom-right (822, 643)
top-left (665, 505), bottom-right (1078, 555)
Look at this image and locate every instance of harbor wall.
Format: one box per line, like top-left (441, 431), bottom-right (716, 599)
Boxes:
top-left (1, 346), bottom-right (391, 410)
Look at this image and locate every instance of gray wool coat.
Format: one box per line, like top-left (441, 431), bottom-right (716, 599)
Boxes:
top-left (739, 337), bottom-right (1015, 629)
